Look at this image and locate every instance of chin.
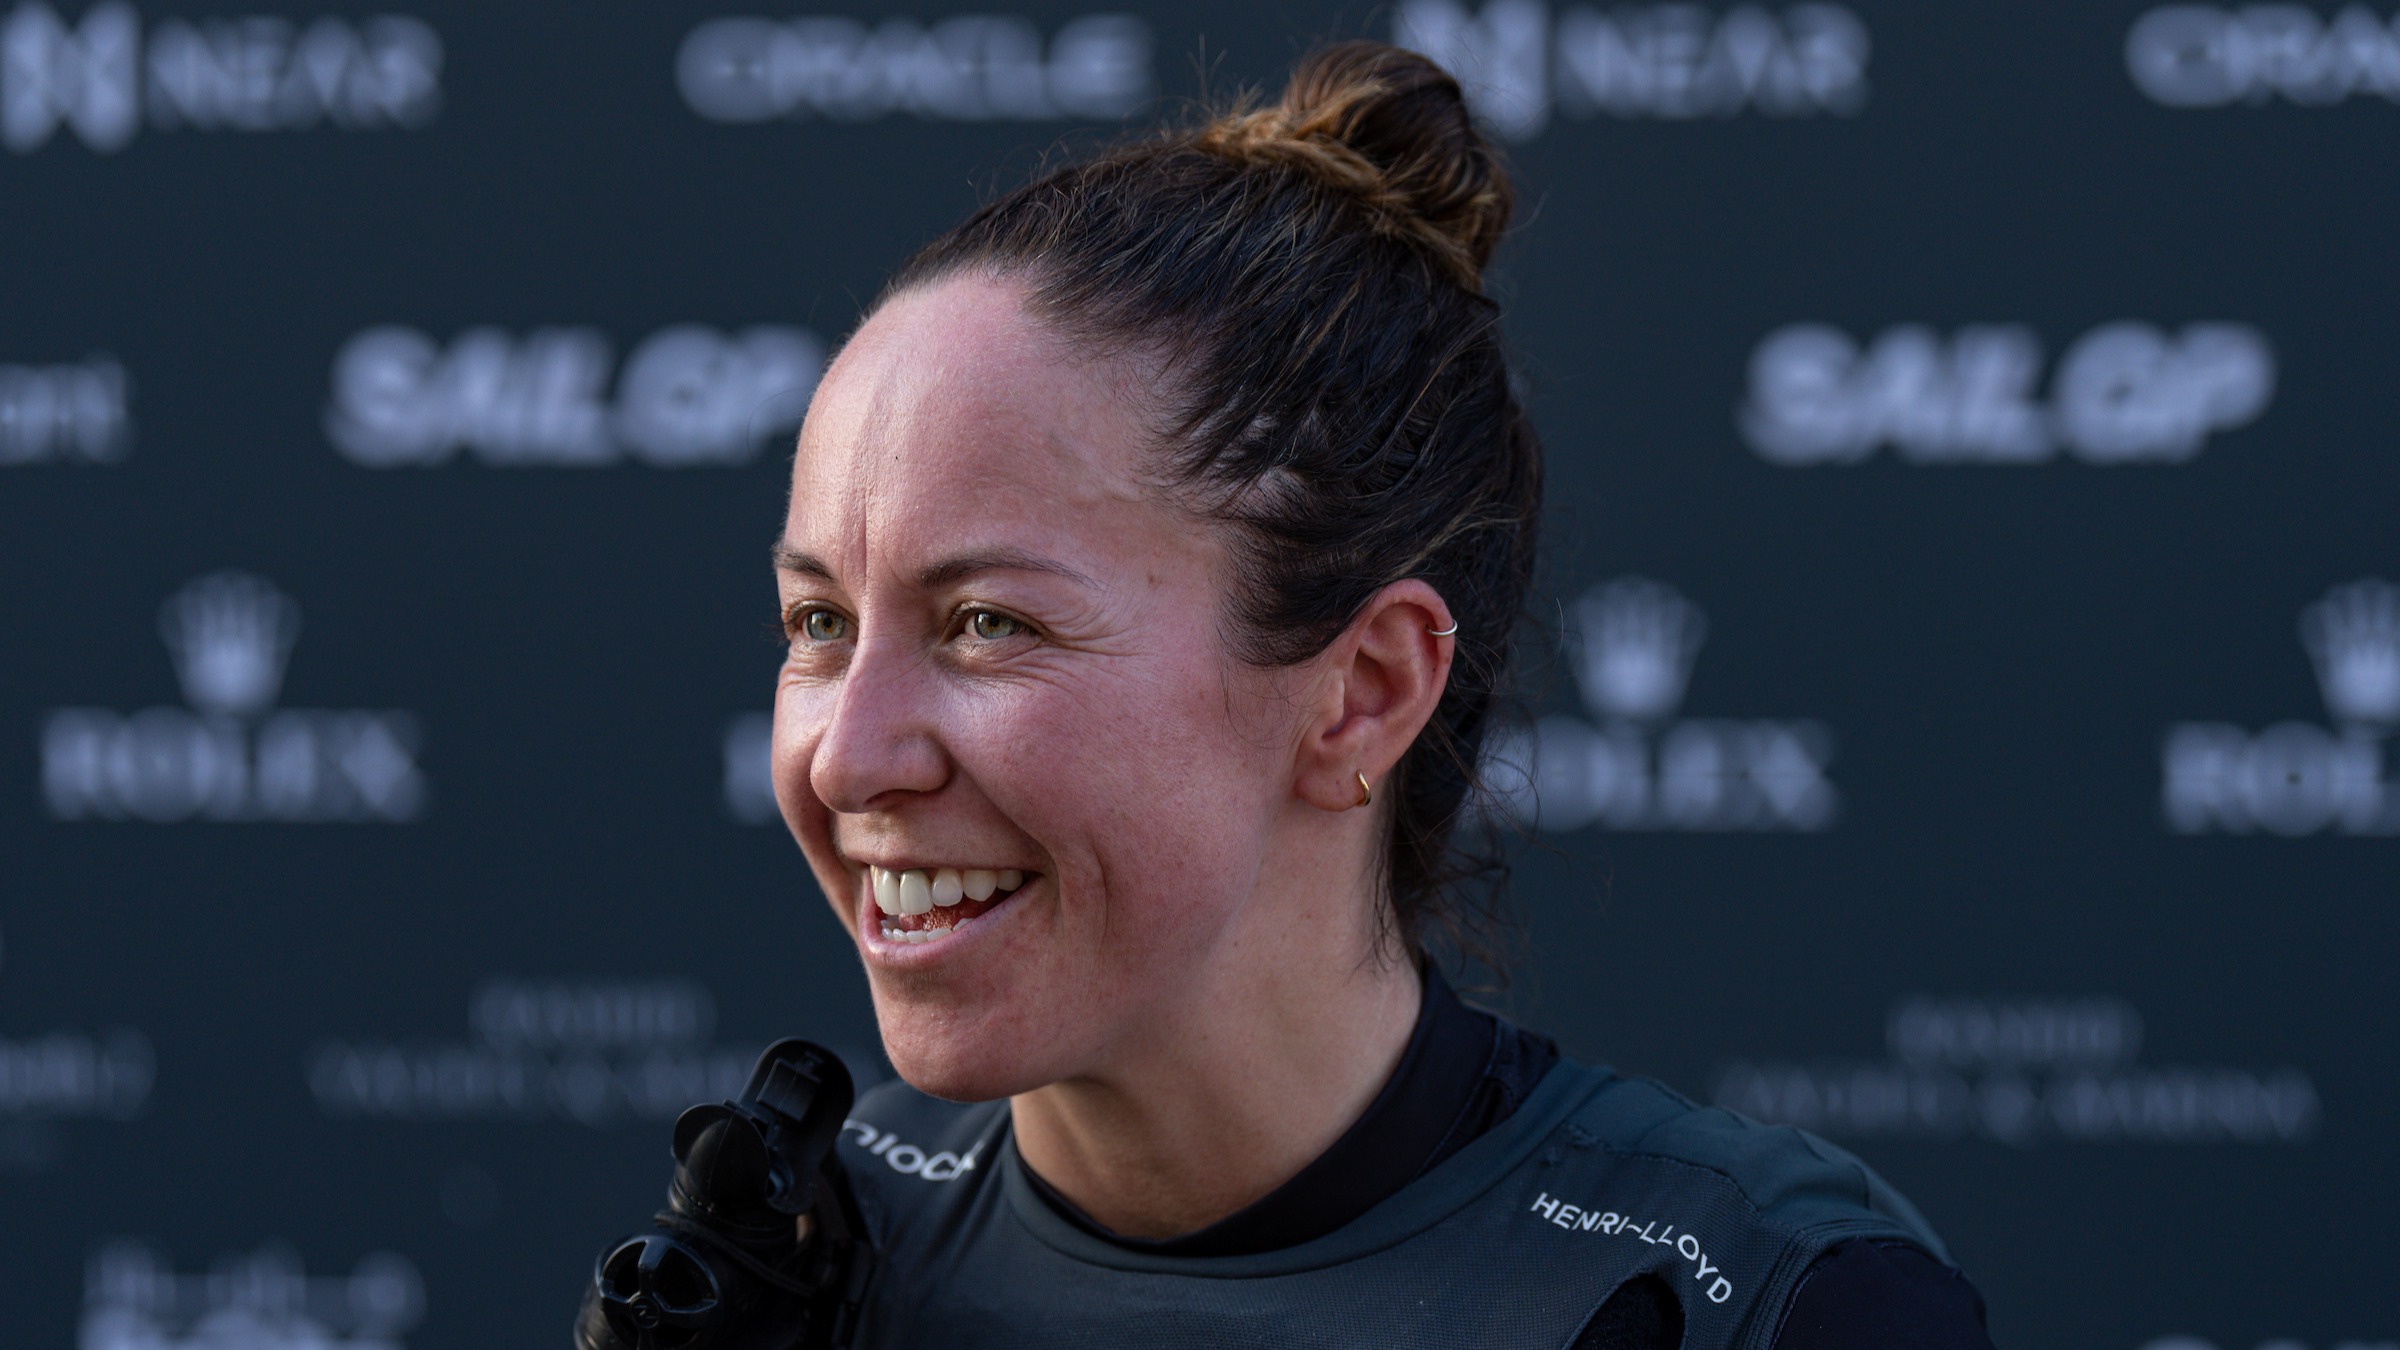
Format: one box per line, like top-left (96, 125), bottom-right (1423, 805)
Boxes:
top-left (870, 985), bottom-right (1062, 1103)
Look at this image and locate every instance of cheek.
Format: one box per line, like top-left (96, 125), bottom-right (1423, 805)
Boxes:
top-left (964, 657), bottom-right (1282, 928)
top-left (770, 676), bottom-right (850, 923)
top-left (768, 672), bottom-right (817, 818)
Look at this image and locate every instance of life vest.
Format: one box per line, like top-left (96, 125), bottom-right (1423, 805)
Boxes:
top-left (835, 1059), bottom-right (1948, 1348)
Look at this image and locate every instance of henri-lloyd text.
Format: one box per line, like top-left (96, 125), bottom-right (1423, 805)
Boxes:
top-left (1529, 1192), bottom-right (1734, 1303)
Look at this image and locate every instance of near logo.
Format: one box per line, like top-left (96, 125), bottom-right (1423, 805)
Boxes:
top-left (1, 2), bottom-right (440, 154)
top-left (1394, 0), bottom-right (1868, 141)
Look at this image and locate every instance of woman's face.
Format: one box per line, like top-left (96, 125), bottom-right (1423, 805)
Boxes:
top-left (772, 275), bottom-right (1304, 1101)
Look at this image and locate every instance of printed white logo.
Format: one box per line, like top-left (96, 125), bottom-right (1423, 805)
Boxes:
top-left (2303, 579), bottom-right (2400, 726)
top-left (310, 978), bottom-right (762, 1125)
top-left (1, 2), bottom-right (440, 154)
top-left (2165, 579), bottom-right (2400, 835)
top-left (1483, 577), bottom-right (1836, 832)
top-left (724, 710), bottom-right (778, 824)
top-left (0, 356), bottom-right (127, 463)
top-left (326, 323), bottom-right (823, 468)
top-left (41, 572), bottom-right (424, 823)
top-left (159, 571), bottom-right (299, 715)
top-left (0, 1031), bottom-right (152, 1119)
top-left (82, 1242), bottom-right (425, 1350)
top-left (1527, 1193), bottom-right (1733, 1304)
top-left (2129, 5), bottom-right (2400, 107)
top-left (842, 1119), bottom-right (985, 1181)
top-left (1394, 0), bottom-right (1867, 141)
top-left (0, 923), bottom-right (155, 1173)
top-left (679, 12), bottom-right (1151, 123)
top-left (1574, 577), bottom-right (1707, 723)
top-left (1741, 321), bottom-right (2275, 465)
top-left (2150, 1325), bottom-right (2390, 1335)
top-left (1716, 996), bottom-right (2320, 1145)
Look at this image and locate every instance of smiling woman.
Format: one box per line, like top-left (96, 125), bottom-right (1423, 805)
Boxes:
top-left (752, 39), bottom-right (1991, 1350)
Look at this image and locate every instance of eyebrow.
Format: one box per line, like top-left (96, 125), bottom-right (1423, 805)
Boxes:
top-left (772, 539), bottom-right (833, 579)
top-left (771, 539), bottom-right (1094, 589)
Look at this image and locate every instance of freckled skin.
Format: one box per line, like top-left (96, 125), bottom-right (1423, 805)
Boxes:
top-left (771, 275), bottom-right (1458, 1237)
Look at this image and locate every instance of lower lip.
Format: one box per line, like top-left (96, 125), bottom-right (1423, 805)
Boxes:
top-left (856, 878), bottom-right (1026, 964)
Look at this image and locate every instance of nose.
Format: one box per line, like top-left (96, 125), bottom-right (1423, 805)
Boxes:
top-left (805, 638), bottom-right (951, 815)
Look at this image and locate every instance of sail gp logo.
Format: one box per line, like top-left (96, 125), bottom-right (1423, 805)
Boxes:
top-left (1741, 321), bottom-right (2274, 465)
top-left (2165, 579), bottom-right (2400, 835)
top-left (40, 572), bottom-right (423, 823)
top-left (1394, 0), bottom-right (1867, 141)
top-left (326, 324), bottom-right (823, 468)
top-left (1483, 578), bottom-right (1835, 832)
top-left (0, 2), bottom-right (440, 154)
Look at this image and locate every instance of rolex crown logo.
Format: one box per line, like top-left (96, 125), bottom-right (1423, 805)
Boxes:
top-left (158, 571), bottom-right (302, 716)
top-left (2301, 578), bottom-right (2400, 728)
top-left (1573, 577), bottom-right (1708, 724)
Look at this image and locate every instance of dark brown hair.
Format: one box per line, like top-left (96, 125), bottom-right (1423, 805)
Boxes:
top-left (876, 40), bottom-right (1541, 964)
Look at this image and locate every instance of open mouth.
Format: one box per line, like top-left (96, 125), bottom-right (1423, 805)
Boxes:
top-left (866, 866), bottom-right (1032, 946)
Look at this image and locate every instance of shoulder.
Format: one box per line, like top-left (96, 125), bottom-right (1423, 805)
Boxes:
top-left (1520, 1066), bottom-right (1974, 1346)
top-left (835, 1076), bottom-right (1009, 1246)
top-left (1773, 1239), bottom-right (1993, 1350)
top-left (1563, 1068), bottom-right (1951, 1264)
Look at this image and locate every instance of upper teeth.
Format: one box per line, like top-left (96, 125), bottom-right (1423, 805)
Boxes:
top-left (869, 866), bottom-right (1024, 916)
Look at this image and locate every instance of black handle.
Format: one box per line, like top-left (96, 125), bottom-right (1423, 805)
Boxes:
top-left (577, 1040), bottom-right (868, 1350)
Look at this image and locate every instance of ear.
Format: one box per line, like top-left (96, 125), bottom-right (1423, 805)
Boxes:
top-left (1294, 579), bottom-right (1457, 812)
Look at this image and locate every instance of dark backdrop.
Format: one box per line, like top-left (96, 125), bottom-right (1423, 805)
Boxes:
top-left (3, 2), bottom-right (2394, 1347)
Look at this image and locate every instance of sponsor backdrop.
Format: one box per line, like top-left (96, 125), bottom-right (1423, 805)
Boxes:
top-left (2, 0), bottom-right (2393, 1346)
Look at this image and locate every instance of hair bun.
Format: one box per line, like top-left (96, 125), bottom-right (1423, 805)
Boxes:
top-left (1193, 41), bottom-right (1514, 291)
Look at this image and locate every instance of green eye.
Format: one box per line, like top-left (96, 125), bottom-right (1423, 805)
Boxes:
top-left (967, 610), bottom-right (1023, 641)
top-left (799, 609), bottom-right (849, 641)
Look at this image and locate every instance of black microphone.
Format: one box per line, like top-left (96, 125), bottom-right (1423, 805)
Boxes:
top-left (577, 1039), bottom-right (872, 1350)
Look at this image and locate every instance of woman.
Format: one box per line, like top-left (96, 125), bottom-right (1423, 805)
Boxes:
top-left (769, 41), bottom-right (1995, 1348)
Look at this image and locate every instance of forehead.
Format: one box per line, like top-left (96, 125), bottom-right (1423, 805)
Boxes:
top-left (787, 275), bottom-right (1156, 548)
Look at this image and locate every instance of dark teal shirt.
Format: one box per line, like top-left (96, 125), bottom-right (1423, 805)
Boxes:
top-left (836, 1036), bottom-right (1964, 1348)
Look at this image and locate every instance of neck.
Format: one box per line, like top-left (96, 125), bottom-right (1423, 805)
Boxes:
top-left (1008, 872), bottom-right (1423, 1239)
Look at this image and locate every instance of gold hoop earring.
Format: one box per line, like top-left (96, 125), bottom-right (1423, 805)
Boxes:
top-left (1428, 620), bottom-right (1459, 637)
top-left (1355, 771), bottom-right (1373, 808)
